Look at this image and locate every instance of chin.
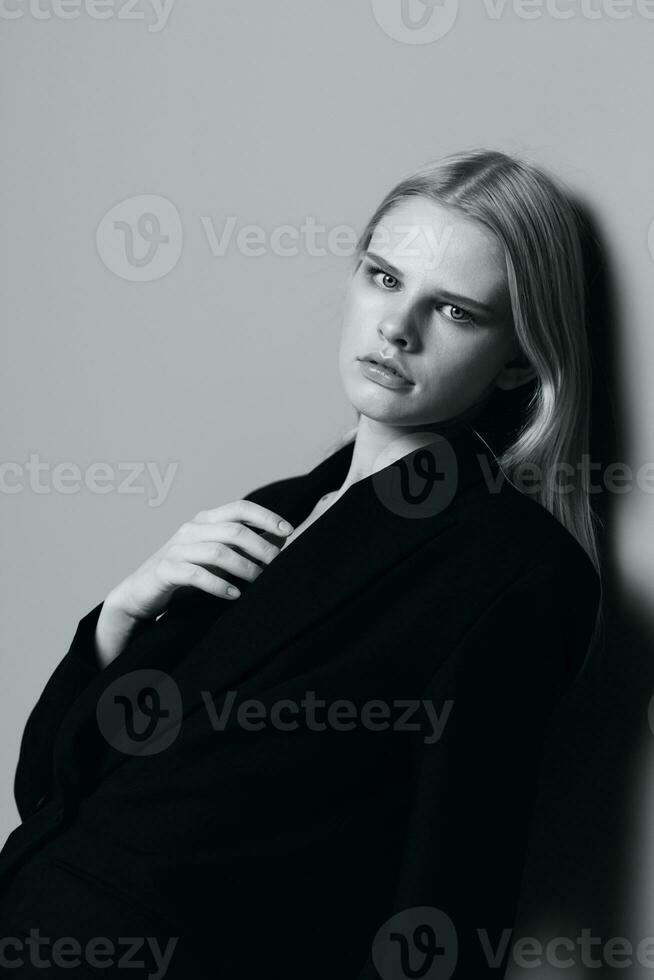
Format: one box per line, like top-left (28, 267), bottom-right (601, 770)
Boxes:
top-left (351, 397), bottom-right (422, 428)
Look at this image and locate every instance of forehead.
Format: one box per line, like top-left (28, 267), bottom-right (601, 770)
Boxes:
top-left (369, 197), bottom-right (507, 298)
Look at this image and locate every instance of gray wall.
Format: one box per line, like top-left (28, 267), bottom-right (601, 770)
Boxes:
top-left (2, 1), bottom-right (653, 974)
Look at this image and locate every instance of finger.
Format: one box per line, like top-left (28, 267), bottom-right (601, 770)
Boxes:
top-left (157, 559), bottom-right (241, 599)
top-left (195, 501), bottom-right (294, 537)
top-left (167, 541), bottom-right (263, 583)
top-left (179, 522), bottom-right (282, 565)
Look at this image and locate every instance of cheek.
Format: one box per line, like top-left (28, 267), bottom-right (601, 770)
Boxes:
top-left (423, 333), bottom-right (506, 389)
top-left (338, 304), bottom-right (360, 365)
top-left (340, 290), bottom-right (368, 344)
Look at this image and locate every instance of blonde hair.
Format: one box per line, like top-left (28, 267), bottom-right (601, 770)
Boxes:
top-left (339, 149), bottom-right (604, 647)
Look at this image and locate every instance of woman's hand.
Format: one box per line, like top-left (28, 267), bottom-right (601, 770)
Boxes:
top-left (111, 500), bottom-right (294, 618)
top-left (93, 502), bottom-right (294, 668)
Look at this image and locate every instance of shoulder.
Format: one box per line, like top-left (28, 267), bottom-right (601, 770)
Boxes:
top-left (457, 472), bottom-right (601, 613)
top-left (438, 481), bottom-right (602, 679)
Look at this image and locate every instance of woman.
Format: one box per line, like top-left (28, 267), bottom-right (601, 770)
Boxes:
top-left (0, 149), bottom-right (602, 978)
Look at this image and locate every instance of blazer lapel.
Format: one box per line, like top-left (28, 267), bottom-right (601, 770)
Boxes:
top-left (169, 425), bottom-right (492, 710)
top-left (56, 425), bottom-right (497, 795)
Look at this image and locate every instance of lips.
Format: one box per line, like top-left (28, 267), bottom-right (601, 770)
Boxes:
top-left (360, 353), bottom-right (412, 383)
top-left (368, 359), bottom-right (402, 378)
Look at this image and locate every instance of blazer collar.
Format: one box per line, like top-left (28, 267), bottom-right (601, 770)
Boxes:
top-left (59, 424), bottom-right (500, 794)
top-left (252, 422), bottom-right (494, 528)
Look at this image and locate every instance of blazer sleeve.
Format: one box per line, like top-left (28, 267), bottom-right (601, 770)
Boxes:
top-left (12, 600), bottom-right (155, 822)
top-left (355, 559), bottom-right (601, 979)
top-left (11, 480), bottom-right (277, 823)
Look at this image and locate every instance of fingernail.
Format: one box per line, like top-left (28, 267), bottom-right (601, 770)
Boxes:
top-left (278, 520), bottom-right (293, 534)
top-left (226, 586), bottom-right (240, 598)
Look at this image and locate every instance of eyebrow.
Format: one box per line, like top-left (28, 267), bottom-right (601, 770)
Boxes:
top-left (363, 250), bottom-right (498, 316)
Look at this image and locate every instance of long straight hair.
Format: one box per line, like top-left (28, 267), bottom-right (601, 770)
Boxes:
top-left (338, 149), bottom-right (603, 643)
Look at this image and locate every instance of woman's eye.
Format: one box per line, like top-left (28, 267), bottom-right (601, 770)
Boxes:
top-left (441, 304), bottom-right (475, 325)
top-left (367, 266), bottom-right (399, 290)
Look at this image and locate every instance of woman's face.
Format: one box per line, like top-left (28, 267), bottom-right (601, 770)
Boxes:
top-left (338, 196), bottom-right (523, 429)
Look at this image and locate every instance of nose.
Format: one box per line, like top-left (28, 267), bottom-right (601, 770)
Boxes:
top-left (377, 314), bottom-right (412, 350)
top-left (377, 291), bottom-right (432, 350)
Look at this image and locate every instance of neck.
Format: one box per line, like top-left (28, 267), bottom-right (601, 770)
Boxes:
top-left (338, 390), bottom-right (496, 494)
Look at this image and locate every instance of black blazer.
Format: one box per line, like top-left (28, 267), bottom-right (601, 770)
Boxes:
top-left (0, 424), bottom-right (600, 978)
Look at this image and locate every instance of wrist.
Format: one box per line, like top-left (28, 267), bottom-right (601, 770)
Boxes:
top-left (103, 587), bottom-right (148, 628)
top-left (94, 592), bottom-right (153, 669)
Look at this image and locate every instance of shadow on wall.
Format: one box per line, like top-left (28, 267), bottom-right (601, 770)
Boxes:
top-left (505, 196), bottom-right (654, 977)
